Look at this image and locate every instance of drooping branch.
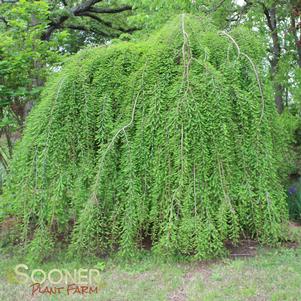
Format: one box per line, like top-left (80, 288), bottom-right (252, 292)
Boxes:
top-left (0, 16), bottom-right (9, 28)
top-left (220, 31), bottom-right (265, 122)
top-left (90, 64), bottom-right (147, 204)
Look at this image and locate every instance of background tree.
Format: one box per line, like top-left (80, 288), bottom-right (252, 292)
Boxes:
top-left (0, 0), bottom-right (137, 173)
top-left (228, 0), bottom-right (301, 113)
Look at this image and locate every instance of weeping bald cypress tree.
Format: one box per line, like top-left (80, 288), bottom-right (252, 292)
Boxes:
top-left (2, 15), bottom-right (289, 260)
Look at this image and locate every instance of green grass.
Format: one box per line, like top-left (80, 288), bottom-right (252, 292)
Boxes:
top-left (1, 246), bottom-right (301, 301)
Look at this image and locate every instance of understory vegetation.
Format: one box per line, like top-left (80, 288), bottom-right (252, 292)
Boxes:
top-left (1, 15), bottom-right (295, 262)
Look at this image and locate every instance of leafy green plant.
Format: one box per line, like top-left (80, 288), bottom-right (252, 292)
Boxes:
top-left (26, 226), bottom-right (55, 264)
top-left (288, 179), bottom-right (301, 222)
top-left (95, 260), bottom-right (106, 272)
top-left (2, 14), bottom-right (290, 260)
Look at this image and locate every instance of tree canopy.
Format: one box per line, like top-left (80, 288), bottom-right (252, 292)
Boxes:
top-left (1, 1), bottom-right (300, 172)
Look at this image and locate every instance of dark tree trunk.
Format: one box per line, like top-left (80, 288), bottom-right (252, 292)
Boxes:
top-left (263, 4), bottom-right (284, 113)
top-left (291, 9), bottom-right (301, 68)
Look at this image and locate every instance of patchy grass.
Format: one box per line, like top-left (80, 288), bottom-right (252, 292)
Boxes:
top-left (1, 245), bottom-right (301, 301)
top-left (1, 226), bottom-right (301, 301)
top-left (185, 248), bottom-right (301, 301)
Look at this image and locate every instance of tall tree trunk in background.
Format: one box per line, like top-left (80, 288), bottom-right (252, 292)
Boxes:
top-left (23, 14), bottom-right (45, 119)
top-left (291, 7), bottom-right (301, 68)
top-left (263, 4), bottom-right (284, 113)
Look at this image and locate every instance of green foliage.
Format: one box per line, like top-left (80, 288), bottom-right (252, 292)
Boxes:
top-left (94, 260), bottom-right (106, 271)
top-left (288, 179), bottom-right (301, 222)
top-left (272, 111), bottom-right (299, 185)
top-left (0, 0), bottom-right (68, 172)
top-left (125, 0), bottom-right (235, 34)
top-left (26, 225), bottom-right (55, 264)
top-left (2, 15), bottom-right (289, 260)
top-left (0, 0), bottom-right (64, 107)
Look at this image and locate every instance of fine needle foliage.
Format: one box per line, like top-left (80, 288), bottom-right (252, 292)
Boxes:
top-left (1, 14), bottom-right (289, 261)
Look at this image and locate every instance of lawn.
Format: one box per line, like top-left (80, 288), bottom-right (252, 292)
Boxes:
top-left (1, 242), bottom-right (301, 301)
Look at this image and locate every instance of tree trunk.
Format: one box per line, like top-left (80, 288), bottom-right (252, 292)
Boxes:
top-left (263, 4), bottom-right (284, 113)
top-left (291, 9), bottom-right (301, 68)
